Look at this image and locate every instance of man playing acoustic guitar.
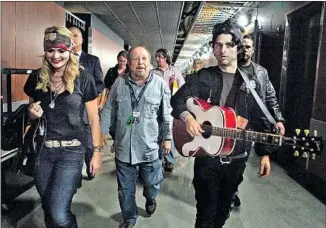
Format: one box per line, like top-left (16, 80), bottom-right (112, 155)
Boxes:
top-left (171, 19), bottom-right (285, 228)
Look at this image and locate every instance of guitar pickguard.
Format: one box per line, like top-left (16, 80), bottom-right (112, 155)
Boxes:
top-left (181, 98), bottom-right (226, 156)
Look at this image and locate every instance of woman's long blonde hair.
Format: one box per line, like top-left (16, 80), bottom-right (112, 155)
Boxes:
top-left (36, 26), bottom-right (79, 94)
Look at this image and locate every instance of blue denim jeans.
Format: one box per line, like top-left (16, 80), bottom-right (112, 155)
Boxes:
top-left (34, 146), bottom-right (85, 228)
top-left (115, 158), bottom-right (164, 225)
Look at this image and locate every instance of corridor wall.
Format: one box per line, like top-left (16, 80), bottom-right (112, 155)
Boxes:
top-left (1, 2), bottom-right (65, 103)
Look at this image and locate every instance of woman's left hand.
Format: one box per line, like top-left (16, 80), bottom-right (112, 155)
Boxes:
top-left (90, 152), bottom-right (102, 175)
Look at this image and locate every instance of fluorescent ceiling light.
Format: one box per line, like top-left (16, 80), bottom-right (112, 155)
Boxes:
top-left (237, 15), bottom-right (248, 27)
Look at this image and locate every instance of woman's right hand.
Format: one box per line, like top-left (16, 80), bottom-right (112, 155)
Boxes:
top-left (28, 101), bottom-right (43, 119)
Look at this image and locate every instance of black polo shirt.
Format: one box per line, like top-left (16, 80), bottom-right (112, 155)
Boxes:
top-left (23, 69), bottom-right (97, 146)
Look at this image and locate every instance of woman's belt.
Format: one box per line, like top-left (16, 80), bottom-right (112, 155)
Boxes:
top-left (44, 139), bottom-right (81, 148)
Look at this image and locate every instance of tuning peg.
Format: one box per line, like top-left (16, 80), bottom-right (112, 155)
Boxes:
top-left (295, 129), bottom-right (301, 136)
top-left (314, 130), bottom-right (317, 137)
top-left (302, 152), bottom-right (308, 158)
top-left (293, 150), bottom-right (299, 157)
top-left (312, 153), bottom-right (316, 160)
top-left (304, 129), bottom-right (310, 136)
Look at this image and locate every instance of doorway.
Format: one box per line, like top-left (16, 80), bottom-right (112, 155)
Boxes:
top-left (277, 2), bottom-right (326, 204)
top-left (282, 2), bottom-right (322, 133)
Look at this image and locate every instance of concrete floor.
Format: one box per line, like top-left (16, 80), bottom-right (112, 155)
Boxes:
top-left (2, 141), bottom-right (326, 228)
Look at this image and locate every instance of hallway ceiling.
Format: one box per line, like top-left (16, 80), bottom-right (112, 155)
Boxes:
top-left (63, 1), bottom-right (184, 66)
top-left (63, 1), bottom-right (258, 67)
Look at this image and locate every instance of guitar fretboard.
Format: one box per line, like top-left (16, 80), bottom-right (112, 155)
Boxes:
top-left (202, 125), bottom-right (282, 146)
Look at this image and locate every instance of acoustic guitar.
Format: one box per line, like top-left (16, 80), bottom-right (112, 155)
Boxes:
top-left (173, 97), bottom-right (323, 157)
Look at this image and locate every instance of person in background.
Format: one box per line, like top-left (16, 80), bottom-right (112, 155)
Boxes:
top-left (104, 50), bottom-right (129, 90)
top-left (100, 45), bottom-right (172, 228)
top-left (152, 48), bottom-right (185, 172)
top-left (69, 26), bottom-right (105, 181)
top-left (24, 26), bottom-right (102, 228)
top-left (186, 58), bottom-right (204, 82)
top-left (193, 58), bottom-right (204, 73)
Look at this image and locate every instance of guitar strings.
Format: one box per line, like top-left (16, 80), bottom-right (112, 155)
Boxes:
top-left (196, 124), bottom-right (319, 151)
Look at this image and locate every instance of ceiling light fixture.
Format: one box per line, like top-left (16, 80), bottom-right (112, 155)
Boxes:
top-left (237, 15), bottom-right (249, 27)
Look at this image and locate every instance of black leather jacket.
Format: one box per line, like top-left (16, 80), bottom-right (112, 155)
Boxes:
top-left (104, 65), bottom-right (130, 90)
top-left (249, 62), bottom-right (285, 124)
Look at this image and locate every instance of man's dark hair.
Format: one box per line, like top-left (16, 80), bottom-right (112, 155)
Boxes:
top-left (210, 19), bottom-right (245, 51)
top-left (155, 48), bottom-right (171, 65)
top-left (243, 34), bottom-right (253, 40)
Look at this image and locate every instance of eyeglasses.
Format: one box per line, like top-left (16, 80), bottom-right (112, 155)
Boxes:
top-left (244, 45), bottom-right (253, 49)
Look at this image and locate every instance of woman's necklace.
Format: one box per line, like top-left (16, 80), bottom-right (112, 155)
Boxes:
top-left (49, 82), bottom-right (64, 109)
top-left (51, 79), bottom-right (62, 84)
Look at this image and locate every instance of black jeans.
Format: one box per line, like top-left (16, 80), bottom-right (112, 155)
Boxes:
top-left (34, 146), bottom-right (84, 228)
top-left (193, 157), bottom-right (246, 228)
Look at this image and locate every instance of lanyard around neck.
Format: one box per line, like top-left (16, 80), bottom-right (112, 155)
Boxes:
top-left (127, 74), bottom-right (152, 110)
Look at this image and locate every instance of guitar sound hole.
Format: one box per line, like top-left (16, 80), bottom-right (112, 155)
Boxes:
top-left (202, 121), bottom-right (212, 139)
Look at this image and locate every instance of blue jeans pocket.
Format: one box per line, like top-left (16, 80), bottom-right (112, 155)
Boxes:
top-left (61, 145), bottom-right (84, 154)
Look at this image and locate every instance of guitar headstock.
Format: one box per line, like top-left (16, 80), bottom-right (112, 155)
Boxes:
top-left (290, 129), bottom-right (324, 159)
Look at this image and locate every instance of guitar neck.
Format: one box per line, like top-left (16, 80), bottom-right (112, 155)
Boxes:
top-left (210, 126), bottom-right (282, 146)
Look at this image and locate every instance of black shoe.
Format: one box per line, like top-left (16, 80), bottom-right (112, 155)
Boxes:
top-left (120, 222), bottom-right (134, 228)
top-left (233, 194), bottom-right (241, 207)
top-left (145, 198), bottom-right (157, 215)
top-left (86, 172), bottom-right (95, 180)
top-left (164, 163), bottom-right (174, 172)
top-left (86, 166), bottom-right (95, 180)
top-left (77, 176), bottom-right (82, 189)
top-left (226, 211), bottom-right (231, 219)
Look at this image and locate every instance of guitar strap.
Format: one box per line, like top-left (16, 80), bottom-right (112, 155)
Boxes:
top-left (238, 68), bottom-right (277, 126)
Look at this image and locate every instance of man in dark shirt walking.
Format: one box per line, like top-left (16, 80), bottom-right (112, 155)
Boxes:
top-left (171, 19), bottom-right (285, 228)
top-left (69, 26), bottom-right (105, 181)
